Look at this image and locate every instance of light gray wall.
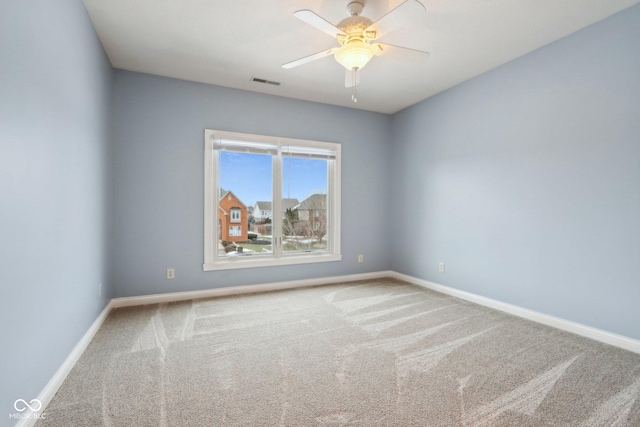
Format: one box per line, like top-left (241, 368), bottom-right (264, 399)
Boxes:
top-left (390, 5), bottom-right (640, 340)
top-left (0, 0), bottom-right (114, 421)
top-left (112, 71), bottom-right (391, 297)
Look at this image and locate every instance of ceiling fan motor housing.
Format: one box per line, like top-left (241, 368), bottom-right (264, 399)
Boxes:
top-left (337, 15), bottom-right (374, 39)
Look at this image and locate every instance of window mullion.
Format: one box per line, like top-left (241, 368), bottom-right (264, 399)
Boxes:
top-left (272, 149), bottom-right (283, 257)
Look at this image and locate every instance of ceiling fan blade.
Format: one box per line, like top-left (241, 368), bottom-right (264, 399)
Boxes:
top-left (282, 48), bottom-right (337, 69)
top-left (375, 43), bottom-right (430, 62)
top-left (345, 69), bottom-right (361, 88)
top-left (365, 0), bottom-right (426, 40)
top-left (294, 10), bottom-right (347, 39)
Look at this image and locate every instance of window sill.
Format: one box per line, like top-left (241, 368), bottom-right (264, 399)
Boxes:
top-left (203, 253), bottom-right (342, 271)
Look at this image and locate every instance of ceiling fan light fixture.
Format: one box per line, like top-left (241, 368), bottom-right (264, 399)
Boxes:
top-left (334, 40), bottom-right (377, 71)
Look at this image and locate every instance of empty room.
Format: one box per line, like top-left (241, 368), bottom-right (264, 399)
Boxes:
top-left (2, 0), bottom-right (640, 426)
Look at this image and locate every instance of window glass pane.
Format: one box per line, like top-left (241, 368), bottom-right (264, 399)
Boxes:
top-left (282, 157), bottom-right (328, 254)
top-left (218, 151), bottom-right (272, 257)
top-left (205, 129), bottom-right (340, 270)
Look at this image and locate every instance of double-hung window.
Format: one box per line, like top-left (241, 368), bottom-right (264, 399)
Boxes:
top-left (230, 208), bottom-right (241, 223)
top-left (204, 129), bottom-right (341, 270)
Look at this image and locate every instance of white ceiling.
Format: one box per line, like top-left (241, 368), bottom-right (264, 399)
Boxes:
top-left (82, 0), bottom-right (639, 114)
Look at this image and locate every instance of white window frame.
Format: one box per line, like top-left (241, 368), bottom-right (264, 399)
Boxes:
top-left (204, 129), bottom-right (341, 271)
top-left (230, 208), bottom-right (241, 223)
top-left (229, 226), bottom-right (242, 237)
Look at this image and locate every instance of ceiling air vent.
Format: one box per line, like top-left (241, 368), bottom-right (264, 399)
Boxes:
top-left (251, 77), bottom-right (281, 86)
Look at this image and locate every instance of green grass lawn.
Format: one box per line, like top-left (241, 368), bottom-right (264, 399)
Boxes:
top-left (237, 236), bottom-right (272, 254)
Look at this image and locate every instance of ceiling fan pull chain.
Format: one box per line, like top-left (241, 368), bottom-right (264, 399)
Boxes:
top-left (351, 68), bottom-right (358, 102)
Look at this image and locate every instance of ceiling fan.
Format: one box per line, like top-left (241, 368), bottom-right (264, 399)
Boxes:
top-left (282, 0), bottom-right (430, 102)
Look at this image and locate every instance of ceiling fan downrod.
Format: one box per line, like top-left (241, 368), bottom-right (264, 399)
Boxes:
top-left (347, 1), bottom-right (364, 16)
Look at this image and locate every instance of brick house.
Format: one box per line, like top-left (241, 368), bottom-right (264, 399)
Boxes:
top-left (218, 190), bottom-right (247, 242)
top-left (294, 194), bottom-right (327, 238)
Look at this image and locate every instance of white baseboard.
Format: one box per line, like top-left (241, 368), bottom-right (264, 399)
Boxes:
top-left (15, 300), bottom-right (114, 427)
top-left (111, 271), bottom-right (389, 308)
top-left (389, 271), bottom-right (640, 355)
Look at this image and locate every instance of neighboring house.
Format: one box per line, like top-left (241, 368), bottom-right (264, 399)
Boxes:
top-left (294, 194), bottom-right (327, 236)
top-left (282, 198), bottom-right (300, 214)
top-left (218, 190), bottom-right (247, 242)
top-left (253, 201), bottom-right (272, 223)
top-left (252, 199), bottom-right (299, 223)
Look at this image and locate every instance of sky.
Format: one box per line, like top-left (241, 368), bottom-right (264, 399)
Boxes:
top-left (219, 151), bottom-right (328, 207)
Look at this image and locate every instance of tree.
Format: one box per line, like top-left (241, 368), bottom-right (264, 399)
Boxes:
top-left (296, 195), bottom-right (326, 245)
top-left (283, 208), bottom-right (298, 237)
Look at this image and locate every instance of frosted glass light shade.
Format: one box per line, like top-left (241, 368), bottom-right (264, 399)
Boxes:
top-left (334, 40), bottom-right (377, 71)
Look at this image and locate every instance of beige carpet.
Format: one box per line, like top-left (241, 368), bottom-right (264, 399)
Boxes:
top-left (38, 278), bottom-right (640, 426)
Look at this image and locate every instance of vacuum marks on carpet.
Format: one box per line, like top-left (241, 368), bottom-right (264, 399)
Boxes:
top-left (38, 279), bottom-right (640, 426)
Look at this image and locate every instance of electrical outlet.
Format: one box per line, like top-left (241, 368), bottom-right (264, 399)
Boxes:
top-left (98, 283), bottom-right (102, 297)
top-left (439, 262), bottom-right (445, 273)
top-left (167, 268), bottom-right (175, 279)
top-left (358, 254), bottom-right (364, 263)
